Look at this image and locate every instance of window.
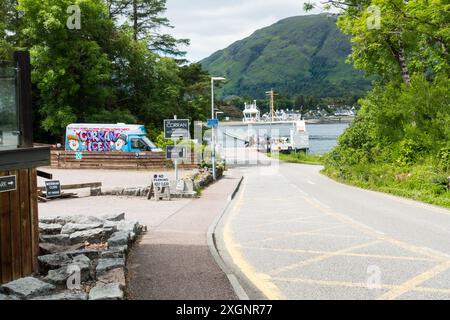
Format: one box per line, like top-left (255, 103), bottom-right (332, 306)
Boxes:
top-left (0, 62), bottom-right (18, 150)
top-left (131, 138), bottom-right (147, 150)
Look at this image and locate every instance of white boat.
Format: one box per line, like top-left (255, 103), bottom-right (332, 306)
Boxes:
top-left (240, 100), bottom-right (310, 153)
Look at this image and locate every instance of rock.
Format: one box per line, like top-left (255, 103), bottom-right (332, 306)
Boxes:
top-left (90, 187), bottom-right (102, 196)
top-left (89, 283), bottom-right (123, 300)
top-left (31, 292), bottom-right (88, 300)
top-left (66, 249), bottom-right (102, 261)
top-left (1, 277), bottom-right (55, 299)
top-left (101, 247), bottom-right (126, 259)
top-left (123, 188), bottom-right (141, 196)
top-left (45, 256), bottom-right (91, 285)
top-left (38, 253), bottom-right (72, 273)
top-left (102, 213), bottom-right (125, 222)
top-left (0, 293), bottom-right (19, 300)
top-left (96, 258), bottom-right (125, 277)
top-left (39, 243), bottom-right (85, 256)
top-left (103, 220), bottom-right (119, 230)
top-left (39, 234), bottom-right (70, 246)
top-left (39, 223), bottom-right (63, 235)
top-left (69, 228), bottom-right (103, 244)
top-left (65, 215), bottom-right (105, 225)
top-left (116, 220), bottom-right (140, 235)
top-left (102, 227), bottom-right (116, 239)
top-left (61, 223), bottom-right (104, 235)
top-left (39, 216), bottom-right (67, 225)
top-left (97, 268), bottom-right (126, 288)
top-left (107, 231), bottom-right (129, 247)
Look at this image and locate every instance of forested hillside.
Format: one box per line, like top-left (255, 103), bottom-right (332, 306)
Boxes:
top-left (201, 14), bottom-right (372, 103)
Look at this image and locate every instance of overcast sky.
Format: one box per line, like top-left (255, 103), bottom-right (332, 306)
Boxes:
top-left (164, 0), bottom-right (328, 62)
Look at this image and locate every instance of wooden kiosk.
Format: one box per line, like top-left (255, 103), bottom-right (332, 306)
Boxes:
top-left (0, 52), bottom-right (50, 284)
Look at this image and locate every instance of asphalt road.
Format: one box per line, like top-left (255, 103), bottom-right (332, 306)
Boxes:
top-left (216, 156), bottom-right (450, 300)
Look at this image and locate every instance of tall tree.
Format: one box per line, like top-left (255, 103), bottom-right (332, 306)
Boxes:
top-left (18, 0), bottom-right (115, 136)
top-left (305, 0), bottom-right (450, 85)
top-left (106, 0), bottom-right (189, 55)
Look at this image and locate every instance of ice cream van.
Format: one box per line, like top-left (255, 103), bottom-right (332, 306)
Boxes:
top-left (65, 123), bottom-right (161, 152)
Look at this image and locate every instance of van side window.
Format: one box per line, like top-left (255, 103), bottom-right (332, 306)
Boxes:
top-left (131, 138), bottom-right (147, 150)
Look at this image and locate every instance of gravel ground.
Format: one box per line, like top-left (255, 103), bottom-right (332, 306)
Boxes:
top-left (37, 167), bottom-right (194, 228)
top-left (37, 167), bottom-right (193, 189)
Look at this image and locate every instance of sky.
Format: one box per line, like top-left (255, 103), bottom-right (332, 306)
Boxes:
top-left (164, 0), bottom-right (328, 62)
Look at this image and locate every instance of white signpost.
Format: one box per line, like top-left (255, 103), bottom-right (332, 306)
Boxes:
top-left (164, 116), bottom-right (190, 182)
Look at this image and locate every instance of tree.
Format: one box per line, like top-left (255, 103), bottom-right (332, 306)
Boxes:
top-left (305, 0), bottom-right (450, 85)
top-left (106, 0), bottom-right (189, 55)
top-left (18, 0), bottom-right (115, 136)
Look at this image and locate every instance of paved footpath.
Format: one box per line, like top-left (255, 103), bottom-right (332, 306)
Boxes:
top-left (127, 171), bottom-right (242, 300)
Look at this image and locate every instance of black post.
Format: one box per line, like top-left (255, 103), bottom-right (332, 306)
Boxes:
top-left (14, 51), bottom-right (33, 148)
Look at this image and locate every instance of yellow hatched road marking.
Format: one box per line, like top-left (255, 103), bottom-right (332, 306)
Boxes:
top-left (239, 224), bottom-right (345, 246)
top-left (377, 260), bottom-right (450, 300)
top-left (223, 180), bottom-right (285, 300)
top-left (269, 240), bottom-right (382, 276)
top-left (272, 276), bottom-right (450, 296)
top-left (237, 245), bottom-right (438, 262)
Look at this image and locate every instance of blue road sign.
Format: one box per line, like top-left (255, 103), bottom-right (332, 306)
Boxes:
top-left (207, 119), bottom-right (219, 127)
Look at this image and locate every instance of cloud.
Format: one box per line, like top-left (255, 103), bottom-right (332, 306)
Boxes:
top-left (165, 0), bottom-right (329, 62)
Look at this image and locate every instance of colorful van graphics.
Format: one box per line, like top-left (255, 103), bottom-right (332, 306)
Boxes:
top-left (65, 124), bottom-right (160, 152)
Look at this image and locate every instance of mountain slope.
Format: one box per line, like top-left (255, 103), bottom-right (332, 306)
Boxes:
top-left (201, 14), bottom-right (371, 100)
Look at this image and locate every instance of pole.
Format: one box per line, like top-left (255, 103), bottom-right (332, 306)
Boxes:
top-left (174, 115), bottom-right (178, 182)
top-left (211, 78), bottom-right (216, 181)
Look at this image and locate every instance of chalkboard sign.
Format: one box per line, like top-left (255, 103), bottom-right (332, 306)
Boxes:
top-left (0, 175), bottom-right (16, 193)
top-left (45, 180), bottom-right (61, 198)
top-left (164, 119), bottom-right (190, 139)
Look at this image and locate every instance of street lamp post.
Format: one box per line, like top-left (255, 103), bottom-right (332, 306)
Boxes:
top-left (211, 77), bottom-right (226, 181)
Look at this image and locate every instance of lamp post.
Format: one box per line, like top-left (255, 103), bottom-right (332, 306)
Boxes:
top-left (211, 77), bottom-right (226, 181)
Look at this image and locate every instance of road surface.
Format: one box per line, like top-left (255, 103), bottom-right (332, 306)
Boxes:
top-left (216, 153), bottom-right (450, 300)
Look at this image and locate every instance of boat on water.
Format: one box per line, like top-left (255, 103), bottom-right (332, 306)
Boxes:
top-left (230, 98), bottom-right (310, 153)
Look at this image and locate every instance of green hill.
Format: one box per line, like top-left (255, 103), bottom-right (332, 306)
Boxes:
top-left (201, 14), bottom-right (372, 101)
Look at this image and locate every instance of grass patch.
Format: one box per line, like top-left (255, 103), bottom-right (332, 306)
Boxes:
top-left (322, 162), bottom-right (450, 209)
top-left (270, 151), bottom-right (324, 165)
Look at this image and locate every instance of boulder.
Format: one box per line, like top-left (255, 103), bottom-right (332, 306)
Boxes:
top-left (45, 255), bottom-right (91, 285)
top-left (31, 292), bottom-right (88, 300)
top-left (66, 249), bottom-right (102, 261)
top-left (39, 243), bottom-right (85, 256)
top-left (116, 220), bottom-right (141, 235)
top-left (100, 248), bottom-right (125, 259)
top-left (103, 220), bottom-right (119, 231)
top-left (102, 213), bottom-right (125, 222)
top-left (0, 293), bottom-right (19, 300)
top-left (1, 277), bottom-right (55, 299)
top-left (69, 228), bottom-right (103, 244)
top-left (61, 223), bottom-right (104, 234)
top-left (107, 231), bottom-right (129, 247)
top-left (97, 268), bottom-right (126, 288)
top-left (39, 216), bottom-right (67, 225)
top-left (39, 234), bottom-right (70, 246)
top-left (89, 283), bottom-right (123, 300)
top-left (64, 215), bottom-right (105, 225)
top-left (96, 258), bottom-right (125, 277)
top-left (102, 227), bottom-right (116, 239)
top-left (39, 223), bottom-right (63, 235)
top-left (38, 253), bottom-right (72, 273)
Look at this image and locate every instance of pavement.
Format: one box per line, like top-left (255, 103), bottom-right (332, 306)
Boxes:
top-left (127, 170), bottom-right (243, 300)
top-left (215, 152), bottom-right (450, 300)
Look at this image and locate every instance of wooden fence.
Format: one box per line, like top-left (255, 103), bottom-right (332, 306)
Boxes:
top-left (0, 169), bottom-right (39, 284)
top-left (50, 150), bottom-right (199, 170)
